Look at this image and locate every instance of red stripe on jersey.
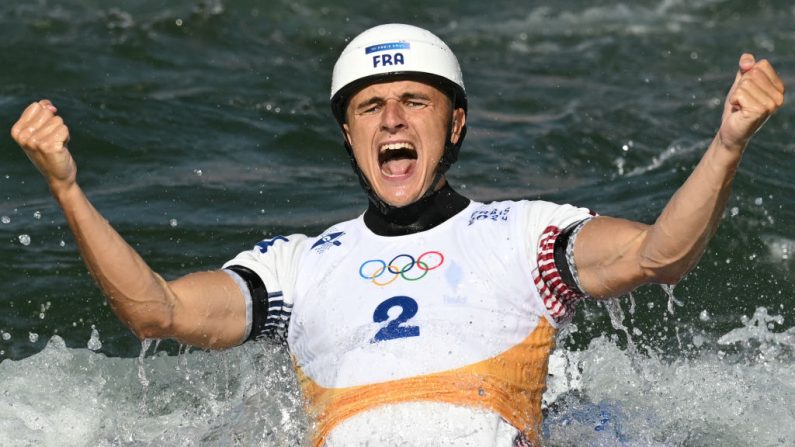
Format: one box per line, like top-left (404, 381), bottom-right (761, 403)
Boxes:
top-left (533, 225), bottom-right (586, 323)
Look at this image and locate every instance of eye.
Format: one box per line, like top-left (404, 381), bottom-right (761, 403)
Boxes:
top-left (405, 99), bottom-right (426, 109)
top-left (359, 104), bottom-right (381, 115)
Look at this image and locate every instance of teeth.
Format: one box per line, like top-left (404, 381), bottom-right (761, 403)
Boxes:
top-left (379, 142), bottom-right (415, 152)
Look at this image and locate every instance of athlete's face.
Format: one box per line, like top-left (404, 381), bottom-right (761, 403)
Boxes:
top-left (343, 80), bottom-right (466, 207)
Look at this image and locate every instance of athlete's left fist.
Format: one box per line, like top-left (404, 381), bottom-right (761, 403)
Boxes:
top-left (719, 53), bottom-right (785, 151)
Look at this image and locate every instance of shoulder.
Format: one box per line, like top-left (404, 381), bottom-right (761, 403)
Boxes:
top-left (228, 215), bottom-right (364, 264)
top-left (223, 233), bottom-right (310, 270)
top-left (516, 200), bottom-right (596, 234)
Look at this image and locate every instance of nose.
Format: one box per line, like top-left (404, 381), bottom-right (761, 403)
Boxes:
top-left (380, 99), bottom-right (406, 133)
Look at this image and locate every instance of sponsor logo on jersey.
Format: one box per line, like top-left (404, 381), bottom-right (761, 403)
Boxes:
top-left (311, 231), bottom-right (345, 253)
top-left (467, 206), bottom-right (511, 226)
top-left (359, 251), bottom-right (444, 286)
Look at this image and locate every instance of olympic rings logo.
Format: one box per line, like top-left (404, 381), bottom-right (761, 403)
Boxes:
top-left (359, 251), bottom-right (445, 286)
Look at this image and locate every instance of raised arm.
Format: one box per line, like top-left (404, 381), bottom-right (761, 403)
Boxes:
top-left (573, 54), bottom-right (785, 298)
top-left (11, 100), bottom-right (247, 348)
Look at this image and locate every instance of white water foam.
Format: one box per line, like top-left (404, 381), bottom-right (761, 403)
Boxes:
top-left (1, 308), bottom-right (793, 446)
top-left (0, 338), bottom-right (306, 446)
top-left (544, 306), bottom-right (795, 446)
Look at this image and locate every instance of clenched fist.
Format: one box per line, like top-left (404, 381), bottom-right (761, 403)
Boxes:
top-left (11, 100), bottom-right (77, 192)
top-left (719, 54), bottom-right (785, 152)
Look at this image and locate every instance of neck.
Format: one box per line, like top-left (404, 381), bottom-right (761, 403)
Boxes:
top-left (364, 183), bottom-right (470, 236)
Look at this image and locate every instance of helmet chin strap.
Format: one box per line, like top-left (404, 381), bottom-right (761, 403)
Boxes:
top-left (342, 116), bottom-right (466, 217)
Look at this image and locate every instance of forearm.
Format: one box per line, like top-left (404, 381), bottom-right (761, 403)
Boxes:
top-left (11, 100), bottom-right (247, 348)
top-left (53, 182), bottom-right (177, 339)
top-left (53, 182), bottom-right (247, 348)
top-left (577, 55), bottom-right (783, 298)
top-left (639, 135), bottom-right (741, 282)
top-left (575, 139), bottom-right (740, 298)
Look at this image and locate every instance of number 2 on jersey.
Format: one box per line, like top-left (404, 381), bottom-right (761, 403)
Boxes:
top-left (371, 295), bottom-right (420, 343)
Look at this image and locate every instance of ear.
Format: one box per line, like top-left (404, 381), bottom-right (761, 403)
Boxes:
top-left (449, 108), bottom-right (466, 144)
top-left (342, 123), bottom-right (352, 146)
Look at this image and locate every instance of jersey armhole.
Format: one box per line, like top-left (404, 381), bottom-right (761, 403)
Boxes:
top-left (553, 218), bottom-right (590, 295)
top-left (225, 265), bottom-right (271, 343)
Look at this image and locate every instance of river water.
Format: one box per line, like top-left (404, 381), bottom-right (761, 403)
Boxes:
top-left (1, 0), bottom-right (793, 445)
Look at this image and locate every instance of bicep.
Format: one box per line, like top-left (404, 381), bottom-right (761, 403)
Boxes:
top-left (167, 270), bottom-right (248, 349)
top-left (574, 216), bottom-right (651, 298)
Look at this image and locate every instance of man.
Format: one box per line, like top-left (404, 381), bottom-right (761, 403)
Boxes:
top-left (11, 23), bottom-right (784, 446)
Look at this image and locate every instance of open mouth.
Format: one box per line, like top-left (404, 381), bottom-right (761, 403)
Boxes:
top-left (378, 142), bottom-right (417, 177)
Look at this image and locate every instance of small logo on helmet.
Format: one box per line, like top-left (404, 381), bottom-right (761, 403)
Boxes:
top-left (365, 42), bottom-right (411, 54)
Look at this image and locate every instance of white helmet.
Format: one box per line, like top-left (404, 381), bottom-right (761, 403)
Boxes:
top-left (330, 23), bottom-right (467, 124)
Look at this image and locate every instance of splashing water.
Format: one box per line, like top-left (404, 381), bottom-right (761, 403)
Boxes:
top-left (0, 337), bottom-right (308, 446)
top-left (661, 284), bottom-right (684, 315)
top-left (545, 306), bottom-right (795, 446)
top-left (138, 338), bottom-right (153, 389)
top-left (0, 308), bottom-right (793, 446)
top-left (603, 298), bottom-right (637, 356)
top-left (718, 307), bottom-right (795, 350)
top-left (87, 326), bottom-right (102, 351)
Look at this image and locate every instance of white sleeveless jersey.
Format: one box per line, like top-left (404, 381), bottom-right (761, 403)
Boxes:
top-left (224, 199), bottom-right (592, 446)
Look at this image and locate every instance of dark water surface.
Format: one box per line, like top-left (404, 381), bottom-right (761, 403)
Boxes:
top-left (1, 1), bottom-right (793, 445)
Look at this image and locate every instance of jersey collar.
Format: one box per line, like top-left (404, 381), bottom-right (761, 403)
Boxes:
top-left (363, 183), bottom-right (470, 236)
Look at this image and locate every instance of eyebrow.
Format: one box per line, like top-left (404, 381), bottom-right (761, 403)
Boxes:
top-left (353, 92), bottom-right (432, 111)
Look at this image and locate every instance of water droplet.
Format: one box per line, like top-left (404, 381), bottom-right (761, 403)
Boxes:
top-left (28, 332), bottom-right (39, 343)
top-left (59, 240), bottom-right (66, 247)
top-left (33, 210), bottom-right (41, 220)
top-left (18, 234), bottom-right (31, 246)
top-left (193, 169), bottom-right (203, 176)
top-left (169, 219), bottom-right (178, 227)
top-left (699, 310), bottom-right (711, 321)
top-left (754, 197), bottom-right (763, 206)
top-left (175, 18), bottom-right (183, 26)
top-left (38, 312), bottom-right (45, 319)
top-left (661, 284), bottom-right (683, 315)
top-left (87, 325), bottom-right (102, 351)
top-left (1, 332), bottom-right (10, 341)
top-left (729, 206), bottom-right (739, 217)
top-left (1, 216), bottom-right (10, 224)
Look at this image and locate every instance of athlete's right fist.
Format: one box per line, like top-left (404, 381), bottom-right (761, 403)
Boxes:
top-left (11, 100), bottom-right (77, 191)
